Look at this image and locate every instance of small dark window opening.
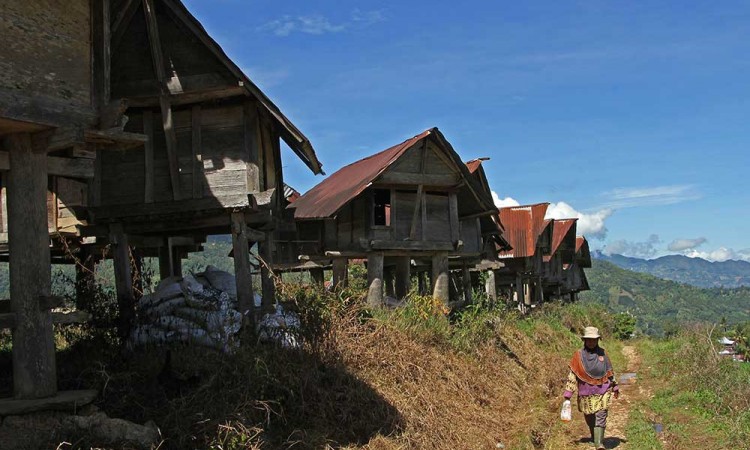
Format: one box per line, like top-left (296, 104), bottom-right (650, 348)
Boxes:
top-left (373, 189), bottom-right (391, 226)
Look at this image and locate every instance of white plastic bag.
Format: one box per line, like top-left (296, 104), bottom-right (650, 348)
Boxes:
top-left (560, 399), bottom-right (572, 422)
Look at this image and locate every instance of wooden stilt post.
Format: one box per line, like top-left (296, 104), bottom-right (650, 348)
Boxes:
top-left (110, 223), bottom-right (135, 341)
top-left (366, 252), bottom-right (384, 307)
top-left (394, 256), bottom-right (411, 299)
top-left (310, 268), bottom-right (325, 287)
top-left (431, 253), bottom-right (450, 304)
top-left (462, 263), bottom-right (472, 305)
top-left (171, 241), bottom-right (183, 278)
top-left (384, 267), bottom-right (395, 299)
top-left (515, 274), bottom-right (523, 305)
top-left (537, 275), bottom-right (544, 304)
top-left (332, 258), bottom-right (348, 289)
top-left (259, 235), bottom-right (275, 313)
top-left (485, 269), bottom-right (497, 303)
top-left (158, 240), bottom-right (170, 280)
top-left (5, 133), bottom-right (57, 398)
top-left (231, 212), bottom-right (255, 333)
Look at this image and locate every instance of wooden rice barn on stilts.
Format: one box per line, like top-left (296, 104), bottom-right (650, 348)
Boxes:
top-left (0, 0), bottom-right (122, 413)
top-left (461, 158), bottom-right (510, 305)
top-left (559, 236), bottom-right (592, 301)
top-left (541, 218), bottom-right (578, 301)
top-left (0, 0), bottom-right (323, 413)
top-left (493, 203), bottom-right (553, 313)
top-left (286, 128), bottom-right (499, 306)
top-left (80, 0), bottom-right (323, 330)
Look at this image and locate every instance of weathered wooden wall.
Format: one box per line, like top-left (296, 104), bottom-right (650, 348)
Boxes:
top-left (382, 140), bottom-right (459, 185)
top-left (0, 0), bottom-right (91, 106)
top-left (110, 0), bottom-right (235, 99)
top-left (98, 99), bottom-right (278, 209)
top-left (335, 197), bottom-right (368, 250)
top-left (459, 218), bottom-right (481, 253)
top-left (0, 175), bottom-right (87, 239)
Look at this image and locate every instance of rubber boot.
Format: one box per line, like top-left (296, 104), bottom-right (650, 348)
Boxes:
top-left (593, 426), bottom-right (604, 449)
top-left (584, 415), bottom-right (595, 443)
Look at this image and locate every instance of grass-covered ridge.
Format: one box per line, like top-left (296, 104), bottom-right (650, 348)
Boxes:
top-left (580, 260), bottom-right (750, 336)
top-left (634, 328), bottom-right (750, 449)
top-left (2, 275), bottom-right (627, 449)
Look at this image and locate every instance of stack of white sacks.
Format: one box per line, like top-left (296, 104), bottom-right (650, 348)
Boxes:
top-left (128, 266), bottom-right (243, 352)
top-left (128, 265), bottom-right (300, 352)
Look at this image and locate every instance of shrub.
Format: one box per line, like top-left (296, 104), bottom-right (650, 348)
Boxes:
top-left (613, 312), bottom-right (637, 339)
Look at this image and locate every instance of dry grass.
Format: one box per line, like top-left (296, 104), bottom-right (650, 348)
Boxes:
top-left (1, 281), bottom-right (616, 449)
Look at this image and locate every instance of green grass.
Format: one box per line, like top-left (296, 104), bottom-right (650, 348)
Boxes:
top-left (633, 331), bottom-right (750, 449)
top-left (624, 408), bottom-right (662, 449)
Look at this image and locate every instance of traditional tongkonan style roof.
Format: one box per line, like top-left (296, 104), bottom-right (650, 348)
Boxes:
top-left (497, 203), bottom-right (551, 258)
top-left (291, 127), bottom-right (495, 220)
top-left (543, 218), bottom-right (578, 263)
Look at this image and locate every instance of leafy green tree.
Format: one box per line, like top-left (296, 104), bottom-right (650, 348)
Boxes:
top-left (730, 322), bottom-right (750, 359)
top-left (612, 312), bottom-right (636, 339)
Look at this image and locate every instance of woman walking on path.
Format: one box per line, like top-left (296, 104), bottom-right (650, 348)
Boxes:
top-left (563, 326), bottom-right (619, 450)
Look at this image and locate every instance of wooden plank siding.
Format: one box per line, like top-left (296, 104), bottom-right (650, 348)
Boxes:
top-left (97, 99), bottom-right (277, 215)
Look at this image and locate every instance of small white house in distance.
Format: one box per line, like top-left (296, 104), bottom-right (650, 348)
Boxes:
top-left (718, 337), bottom-right (745, 362)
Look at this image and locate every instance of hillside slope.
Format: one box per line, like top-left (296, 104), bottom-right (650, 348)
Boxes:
top-left (580, 260), bottom-right (750, 335)
top-left (595, 252), bottom-right (750, 288)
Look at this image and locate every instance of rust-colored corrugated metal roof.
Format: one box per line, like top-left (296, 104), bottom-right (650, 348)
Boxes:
top-left (291, 128), bottom-right (496, 220)
top-left (497, 203), bottom-right (550, 258)
top-left (576, 236), bottom-right (592, 268)
top-left (543, 218), bottom-right (578, 262)
top-left (465, 157), bottom-right (489, 174)
top-left (290, 130), bottom-right (431, 219)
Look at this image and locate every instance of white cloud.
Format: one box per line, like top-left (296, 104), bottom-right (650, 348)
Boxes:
top-left (667, 237), bottom-right (707, 252)
top-left (259, 10), bottom-right (384, 37)
top-left (545, 201), bottom-right (613, 240)
top-left (297, 15), bottom-right (346, 34)
top-left (259, 17), bottom-right (298, 37)
top-left (259, 14), bottom-right (345, 36)
top-left (351, 9), bottom-right (386, 25)
top-left (685, 247), bottom-right (741, 262)
top-left (598, 184), bottom-right (701, 209)
top-left (490, 193), bottom-right (613, 240)
top-left (604, 234), bottom-right (661, 258)
top-left (491, 191), bottom-right (520, 208)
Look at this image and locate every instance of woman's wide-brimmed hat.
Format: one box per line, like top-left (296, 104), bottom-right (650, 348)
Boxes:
top-left (581, 326), bottom-right (601, 339)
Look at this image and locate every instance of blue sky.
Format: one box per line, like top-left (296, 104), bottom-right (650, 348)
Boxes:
top-left (184, 0), bottom-right (750, 261)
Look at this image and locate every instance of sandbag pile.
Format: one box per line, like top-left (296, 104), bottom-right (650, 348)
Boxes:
top-left (257, 303), bottom-right (300, 348)
top-left (128, 266), bottom-right (243, 352)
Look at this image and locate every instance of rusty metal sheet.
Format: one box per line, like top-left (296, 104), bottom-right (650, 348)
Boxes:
top-left (548, 218), bottom-right (577, 260)
top-left (497, 203), bottom-right (550, 258)
top-left (290, 129), bottom-right (431, 219)
top-left (465, 157), bottom-right (490, 174)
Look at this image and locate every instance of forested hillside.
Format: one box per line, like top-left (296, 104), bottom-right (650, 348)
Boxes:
top-left (595, 252), bottom-right (750, 288)
top-left (580, 260), bottom-right (750, 336)
top-left (1, 240), bottom-right (747, 339)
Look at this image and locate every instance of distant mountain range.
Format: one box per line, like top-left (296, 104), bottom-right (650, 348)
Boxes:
top-left (592, 252), bottom-right (750, 288)
top-left (580, 260), bottom-right (750, 336)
